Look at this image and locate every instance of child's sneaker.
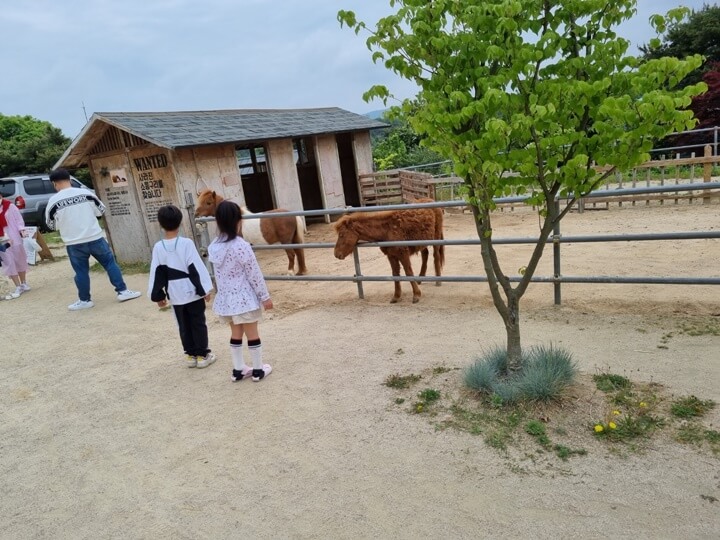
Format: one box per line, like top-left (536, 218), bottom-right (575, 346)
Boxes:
top-left (196, 352), bottom-right (217, 369)
top-left (252, 364), bottom-right (273, 382)
top-left (20, 283), bottom-right (30, 292)
top-left (185, 355), bottom-right (197, 368)
top-left (231, 366), bottom-right (252, 382)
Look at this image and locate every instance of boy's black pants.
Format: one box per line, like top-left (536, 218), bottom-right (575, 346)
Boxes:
top-left (173, 298), bottom-right (210, 357)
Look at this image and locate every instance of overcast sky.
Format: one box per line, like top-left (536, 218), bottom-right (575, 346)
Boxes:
top-left (0, 0), bottom-right (707, 139)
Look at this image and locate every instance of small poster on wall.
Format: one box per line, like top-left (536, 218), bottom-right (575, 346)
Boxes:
top-left (110, 168), bottom-right (129, 187)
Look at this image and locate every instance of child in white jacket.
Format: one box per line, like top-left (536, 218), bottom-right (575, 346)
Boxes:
top-left (148, 205), bottom-right (215, 369)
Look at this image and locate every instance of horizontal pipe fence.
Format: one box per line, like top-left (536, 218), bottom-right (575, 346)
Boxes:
top-left (190, 182), bottom-right (720, 305)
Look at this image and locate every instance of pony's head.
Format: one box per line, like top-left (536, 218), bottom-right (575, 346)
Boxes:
top-left (333, 215), bottom-right (360, 260)
top-left (195, 189), bottom-right (223, 217)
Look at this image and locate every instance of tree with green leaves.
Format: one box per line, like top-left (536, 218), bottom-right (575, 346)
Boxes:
top-left (640, 3), bottom-right (720, 86)
top-left (0, 114), bottom-right (71, 177)
top-left (372, 115), bottom-right (445, 170)
top-left (339, 1), bottom-right (705, 371)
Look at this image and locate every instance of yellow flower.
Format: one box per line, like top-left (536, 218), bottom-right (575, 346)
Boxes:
top-left (639, 402), bottom-right (647, 408)
top-left (612, 410), bottom-right (621, 416)
top-left (594, 424), bottom-right (604, 433)
top-left (608, 422), bottom-right (617, 430)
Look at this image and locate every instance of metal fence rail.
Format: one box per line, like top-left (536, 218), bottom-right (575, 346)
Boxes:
top-left (191, 182), bottom-right (720, 305)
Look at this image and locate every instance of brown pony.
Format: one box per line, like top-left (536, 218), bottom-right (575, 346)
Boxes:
top-left (195, 189), bottom-right (308, 276)
top-left (333, 199), bottom-right (445, 303)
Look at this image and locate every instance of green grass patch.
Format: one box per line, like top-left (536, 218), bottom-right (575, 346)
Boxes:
top-left (593, 373), bottom-right (631, 393)
top-left (42, 231), bottom-right (62, 244)
top-left (384, 373), bottom-right (422, 389)
top-left (675, 424), bottom-right (720, 454)
top-left (670, 395), bottom-right (716, 418)
top-left (678, 320), bottom-right (720, 337)
top-left (90, 260), bottom-right (150, 275)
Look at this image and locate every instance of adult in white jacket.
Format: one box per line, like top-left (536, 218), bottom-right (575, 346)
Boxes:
top-left (46, 168), bottom-right (141, 311)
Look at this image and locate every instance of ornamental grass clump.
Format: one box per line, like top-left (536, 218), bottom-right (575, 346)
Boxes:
top-left (464, 345), bottom-right (577, 404)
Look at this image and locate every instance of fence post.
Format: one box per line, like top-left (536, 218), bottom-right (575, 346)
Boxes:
top-left (352, 246), bottom-right (365, 299)
top-left (553, 200), bottom-right (562, 305)
top-left (704, 145), bottom-right (712, 204)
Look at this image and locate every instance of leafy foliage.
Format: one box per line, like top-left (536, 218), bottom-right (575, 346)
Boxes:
top-left (663, 62), bottom-right (720, 152)
top-left (339, 1), bottom-right (706, 369)
top-left (640, 3), bottom-right (720, 86)
top-left (0, 114), bottom-right (71, 177)
top-left (371, 115), bottom-right (445, 170)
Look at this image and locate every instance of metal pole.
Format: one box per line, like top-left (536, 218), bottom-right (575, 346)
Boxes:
top-left (352, 246), bottom-right (364, 299)
top-left (553, 199), bottom-right (561, 305)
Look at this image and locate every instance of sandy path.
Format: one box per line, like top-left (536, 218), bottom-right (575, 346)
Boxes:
top-left (2, 202), bottom-right (719, 539)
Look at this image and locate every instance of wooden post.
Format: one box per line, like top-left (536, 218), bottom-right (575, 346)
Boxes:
top-left (703, 145), bottom-right (712, 204)
top-left (34, 231), bottom-right (55, 261)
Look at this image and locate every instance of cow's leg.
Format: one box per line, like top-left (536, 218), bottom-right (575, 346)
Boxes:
top-left (433, 246), bottom-right (443, 287)
top-left (418, 247), bottom-right (429, 284)
top-left (388, 255), bottom-right (403, 303)
top-left (398, 252), bottom-right (421, 303)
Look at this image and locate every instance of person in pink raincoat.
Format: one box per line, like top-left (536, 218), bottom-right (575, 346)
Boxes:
top-left (0, 197), bottom-right (29, 300)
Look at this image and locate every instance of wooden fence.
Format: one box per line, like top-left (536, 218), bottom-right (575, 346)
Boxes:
top-left (359, 145), bottom-right (720, 209)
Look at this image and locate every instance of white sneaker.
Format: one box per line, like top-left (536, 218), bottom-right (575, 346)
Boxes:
top-left (252, 364), bottom-right (273, 382)
top-left (20, 283), bottom-right (30, 292)
top-left (4, 288), bottom-right (21, 300)
top-left (117, 289), bottom-right (142, 302)
top-left (68, 300), bottom-right (94, 311)
top-left (196, 352), bottom-right (217, 369)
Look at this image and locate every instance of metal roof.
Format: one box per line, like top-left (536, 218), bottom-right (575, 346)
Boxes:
top-left (56, 107), bottom-right (388, 168)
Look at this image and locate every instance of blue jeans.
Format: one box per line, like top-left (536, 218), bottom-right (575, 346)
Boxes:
top-left (66, 238), bottom-right (126, 301)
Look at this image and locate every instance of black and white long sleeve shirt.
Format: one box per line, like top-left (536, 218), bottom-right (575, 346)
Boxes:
top-left (148, 236), bottom-right (213, 306)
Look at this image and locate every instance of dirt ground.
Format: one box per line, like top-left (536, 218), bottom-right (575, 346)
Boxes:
top-left (2, 201), bottom-right (720, 539)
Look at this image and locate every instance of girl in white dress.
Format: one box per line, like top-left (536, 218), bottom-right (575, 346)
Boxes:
top-left (208, 201), bottom-right (274, 382)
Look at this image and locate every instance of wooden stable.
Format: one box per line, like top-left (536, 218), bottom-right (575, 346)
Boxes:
top-left (55, 108), bottom-right (385, 263)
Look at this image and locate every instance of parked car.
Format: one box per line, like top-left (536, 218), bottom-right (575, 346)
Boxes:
top-left (0, 174), bottom-right (95, 231)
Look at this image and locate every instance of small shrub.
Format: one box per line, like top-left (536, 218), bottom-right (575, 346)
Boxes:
top-left (464, 344), bottom-right (577, 404)
top-left (464, 347), bottom-right (507, 392)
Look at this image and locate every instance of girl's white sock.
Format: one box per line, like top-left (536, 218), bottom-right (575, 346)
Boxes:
top-left (248, 339), bottom-right (262, 370)
top-left (230, 339), bottom-right (249, 371)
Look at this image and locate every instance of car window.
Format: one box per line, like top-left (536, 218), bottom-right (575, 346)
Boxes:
top-left (23, 178), bottom-right (46, 195)
top-left (70, 179), bottom-right (83, 188)
top-left (0, 180), bottom-right (16, 197)
top-left (42, 179), bottom-right (57, 194)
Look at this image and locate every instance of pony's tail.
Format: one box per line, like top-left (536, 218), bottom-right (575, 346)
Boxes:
top-left (294, 216), bottom-right (305, 243)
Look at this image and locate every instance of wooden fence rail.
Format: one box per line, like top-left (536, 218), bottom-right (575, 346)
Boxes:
top-left (360, 145), bottom-right (720, 210)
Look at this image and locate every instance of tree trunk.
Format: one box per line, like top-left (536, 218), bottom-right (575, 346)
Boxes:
top-left (505, 292), bottom-right (522, 372)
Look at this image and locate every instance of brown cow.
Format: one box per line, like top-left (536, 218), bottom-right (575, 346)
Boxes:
top-left (333, 200), bottom-right (445, 303)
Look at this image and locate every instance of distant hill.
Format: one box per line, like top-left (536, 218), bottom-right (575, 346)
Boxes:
top-left (364, 109), bottom-right (388, 120)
